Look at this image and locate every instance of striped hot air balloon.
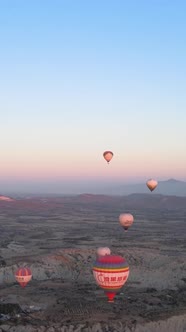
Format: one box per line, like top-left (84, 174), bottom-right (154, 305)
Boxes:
top-left (15, 267), bottom-right (32, 288)
top-left (92, 255), bottom-right (129, 302)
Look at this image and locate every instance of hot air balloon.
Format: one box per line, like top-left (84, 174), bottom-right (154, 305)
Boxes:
top-left (97, 247), bottom-right (111, 258)
top-left (103, 151), bottom-right (113, 164)
top-left (92, 255), bottom-right (129, 302)
top-left (15, 267), bottom-right (32, 288)
top-left (119, 213), bottom-right (134, 231)
top-left (146, 179), bottom-right (158, 192)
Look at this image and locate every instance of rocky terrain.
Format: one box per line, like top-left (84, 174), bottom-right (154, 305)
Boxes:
top-left (0, 194), bottom-right (185, 331)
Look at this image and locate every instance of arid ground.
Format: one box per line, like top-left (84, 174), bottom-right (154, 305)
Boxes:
top-left (0, 194), bottom-right (186, 331)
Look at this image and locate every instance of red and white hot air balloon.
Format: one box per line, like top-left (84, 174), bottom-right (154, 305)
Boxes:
top-left (146, 179), bottom-right (158, 192)
top-left (15, 267), bottom-right (32, 288)
top-left (119, 213), bottom-right (134, 231)
top-left (103, 151), bottom-right (113, 164)
top-left (97, 247), bottom-right (111, 258)
top-left (92, 255), bottom-right (129, 302)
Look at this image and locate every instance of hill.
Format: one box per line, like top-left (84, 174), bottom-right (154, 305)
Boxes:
top-left (108, 179), bottom-right (186, 196)
top-left (0, 195), bottom-right (14, 202)
top-left (73, 193), bottom-right (186, 210)
top-left (0, 193), bottom-right (185, 212)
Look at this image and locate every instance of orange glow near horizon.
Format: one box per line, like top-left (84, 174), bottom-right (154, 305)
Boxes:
top-left (1, 144), bottom-right (186, 181)
top-left (1, 154), bottom-right (186, 182)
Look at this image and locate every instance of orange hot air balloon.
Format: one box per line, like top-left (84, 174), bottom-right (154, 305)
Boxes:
top-left (15, 267), bottom-right (32, 288)
top-left (146, 179), bottom-right (158, 192)
top-left (92, 255), bottom-right (129, 302)
top-left (97, 247), bottom-right (111, 258)
top-left (119, 213), bottom-right (134, 231)
top-left (103, 151), bottom-right (113, 164)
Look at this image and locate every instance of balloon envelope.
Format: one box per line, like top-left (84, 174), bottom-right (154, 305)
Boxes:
top-left (146, 179), bottom-right (158, 192)
top-left (103, 151), bottom-right (113, 163)
top-left (15, 267), bottom-right (32, 288)
top-left (97, 247), bottom-right (111, 257)
top-left (92, 255), bottom-right (129, 302)
top-left (119, 213), bottom-right (134, 231)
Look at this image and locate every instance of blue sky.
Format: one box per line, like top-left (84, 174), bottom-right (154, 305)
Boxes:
top-left (0, 0), bottom-right (186, 193)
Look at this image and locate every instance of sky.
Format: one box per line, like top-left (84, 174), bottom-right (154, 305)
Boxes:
top-left (1, 0), bottom-right (186, 194)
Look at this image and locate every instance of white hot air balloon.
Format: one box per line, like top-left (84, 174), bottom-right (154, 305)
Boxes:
top-left (97, 247), bottom-right (111, 258)
top-left (119, 213), bottom-right (134, 231)
top-left (146, 179), bottom-right (158, 192)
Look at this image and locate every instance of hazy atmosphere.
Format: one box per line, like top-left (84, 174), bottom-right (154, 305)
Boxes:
top-left (1, 0), bottom-right (186, 195)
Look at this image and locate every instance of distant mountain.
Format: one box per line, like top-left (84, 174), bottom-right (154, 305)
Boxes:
top-left (108, 179), bottom-right (186, 197)
top-left (36, 193), bottom-right (186, 211)
top-left (71, 192), bottom-right (186, 210)
top-left (0, 195), bottom-right (14, 202)
top-left (1, 178), bottom-right (186, 198)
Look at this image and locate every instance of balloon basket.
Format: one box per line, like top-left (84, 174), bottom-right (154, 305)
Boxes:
top-left (108, 299), bottom-right (114, 303)
top-left (106, 292), bottom-right (116, 303)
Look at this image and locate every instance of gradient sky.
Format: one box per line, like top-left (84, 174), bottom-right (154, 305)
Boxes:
top-left (1, 1), bottom-right (186, 193)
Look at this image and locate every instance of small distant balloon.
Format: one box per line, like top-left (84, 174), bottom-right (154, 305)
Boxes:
top-left (146, 179), bottom-right (158, 192)
top-left (92, 255), bottom-right (129, 302)
top-left (119, 213), bottom-right (134, 231)
top-left (103, 151), bottom-right (113, 164)
top-left (97, 247), bottom-right (111, 258)
top-left (15, 267), bottom-right (32, 288)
